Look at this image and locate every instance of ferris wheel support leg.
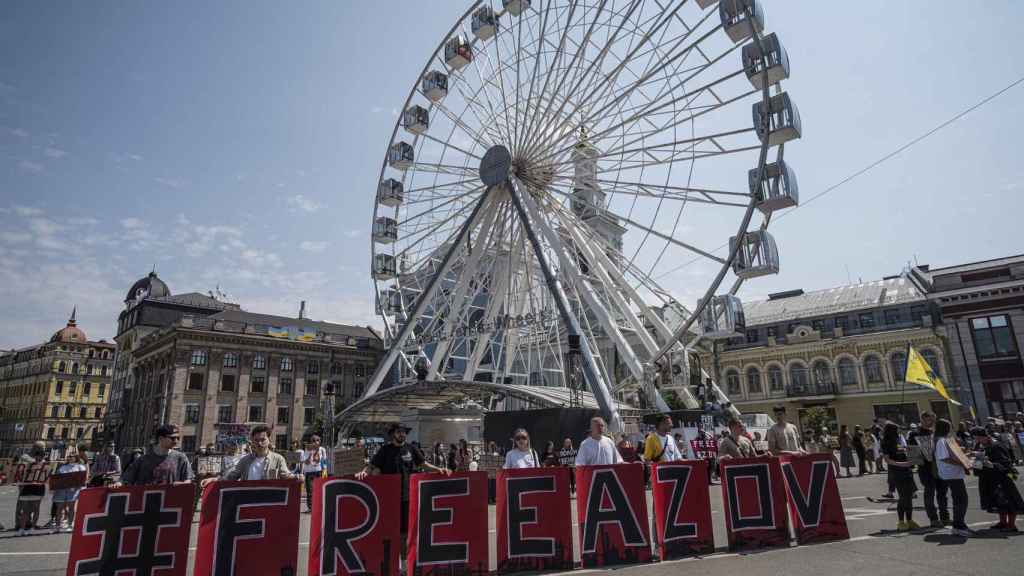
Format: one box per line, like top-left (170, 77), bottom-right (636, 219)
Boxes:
top-left (506, 179), bottom-right (623, 433)
top-left (363, 188), bottom-right (496, 400)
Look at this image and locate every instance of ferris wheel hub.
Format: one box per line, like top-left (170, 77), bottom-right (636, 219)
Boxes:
top-left (479, 144), bottom-right (512, 187)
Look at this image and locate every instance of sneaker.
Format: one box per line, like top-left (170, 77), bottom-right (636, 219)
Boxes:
top-left (882, 493), bottom-right (895, 499)
top-left (1001, 526), bottom-right (1020, 533)
top-left (896, 521), bottom-right (909, 531)
top-left (929, 520), bottom-right (945, 529)
top-left (988, 523), bottom-right (1007, 531)
top-left (62, 525), bottom-right (73, 533)
top-left (906, 520), bottom-right (921, 530)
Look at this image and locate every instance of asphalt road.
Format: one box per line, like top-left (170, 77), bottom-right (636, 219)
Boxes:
top-left (1, 471), bottom-right (1022, 576)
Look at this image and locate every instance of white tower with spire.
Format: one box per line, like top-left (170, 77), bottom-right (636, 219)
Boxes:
top-left (571, 127), bottom-right (626, 263)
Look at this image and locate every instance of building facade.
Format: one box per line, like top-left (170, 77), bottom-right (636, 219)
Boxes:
top-left (120, 308), bottom-right (384, 453)
top-left (0, 310), bottom-right (115, 456)
top-left (909, 255), bottom-right (1024, 420)
top-left (701, 276), bottom-right (958, 432)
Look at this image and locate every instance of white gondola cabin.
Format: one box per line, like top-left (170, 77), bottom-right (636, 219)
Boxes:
top-left (378, 178), bottom-right (403, 207)
top-left (753, 92), bottom-right (801, 147)
top-left (719, 0), bottom-right (764, 44)
top-left (444, 35), bottom-right (473, 71)
top-left (742, 33), bottom-right (790, 89)
top-left (373, 254), bottom-right (397, 280)
top-left (421, 70), bottom-right (448, 102)
top-left (698, 294), bottom-right (746, 340)
top-left (750, 160), bottom-right (798, 214)
top-left (373, 216), bottom-right (398, 244)
top-left (503, 0), bottom-right (530, 17)
top-left (729, 230), bottom-right (779, 279)
top-left (403, 105), bottom-right (429, 135)
top-left (383, 287), bottom-right (404, 315)
top-left (388, 141), bottom-right (414, 170)
top-left (472, 7), bottom-right (498, 41)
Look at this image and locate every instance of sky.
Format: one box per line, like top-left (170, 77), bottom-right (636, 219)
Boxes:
top-left (1, 1), bottom-right (1022, 350)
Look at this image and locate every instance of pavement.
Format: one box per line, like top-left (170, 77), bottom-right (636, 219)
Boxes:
top-left (0, 471), bottom-right (1022, 576)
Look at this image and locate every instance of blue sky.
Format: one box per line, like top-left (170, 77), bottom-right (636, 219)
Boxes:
top-left (1, 1), bottom-right (1022, 350)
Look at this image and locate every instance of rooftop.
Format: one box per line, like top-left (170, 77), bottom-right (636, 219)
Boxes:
top-left (743, 275), bottom-right (927, 326)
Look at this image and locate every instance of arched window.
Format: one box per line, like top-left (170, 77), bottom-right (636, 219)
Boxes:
top-left (864, 355), bottom-right (884, 384)
top-left (838, 357), bottom-right (858, 387)
top-left (789, 362), bottom-right (808, 389)
top-left (223, 353), bottom-right (239, 368)
top-left (890, 351), bottom-right (907, 383)
top-left (58, 361), bottom-right (66, 373)
top-left (746, 367), bottom-right (762, 394)
top-left (190, 350), bottom-right (207, 367)
top-left (71, 362), bottom-right (79, 374)
top-left (812, 360), bottom-right (833, 388)
top-left (768, 365), bottom-right (784, 391)
top-left (921, 348), bottom-right (942, 379)
top-left (726, 370), bottom-right (741, 395)
top-left (280, 356), bottom-right (293, 371)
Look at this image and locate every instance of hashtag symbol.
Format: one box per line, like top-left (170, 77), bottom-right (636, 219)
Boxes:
top-left (75, 491), bottom-right (182, 576)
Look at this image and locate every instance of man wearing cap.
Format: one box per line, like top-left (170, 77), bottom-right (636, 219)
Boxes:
top-left (719, 417), bottom-right (757, 460)
top-left (121, 424), bottom-right (194, 486)
top-left (767, 405), bottom-right (804, 456)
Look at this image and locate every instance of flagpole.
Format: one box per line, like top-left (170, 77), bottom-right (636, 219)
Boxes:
top-left (899, 343), bottom-right (910, 427)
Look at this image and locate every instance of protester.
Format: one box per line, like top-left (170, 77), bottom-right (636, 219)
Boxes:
top-left (881, 422), bottom-right (918, 531)
top-left (576, 417), bottom-right (623, 466)
top-left (674, 432), bottom-right (688, 458)
top-left (852, 425), bottom-right (868, 476)
top-left (89, 443), bottom-right (122, 487)
top-left (839, 425), bottom-right (855, 477)
top-left (504, 429), bottom-right (540, 468)
top-left (202, 425), bottom-right (297, 486)
top-left (14, 442), bottom-right (48, 536)
top-left (617, 435), bottom-right (639, 463)
top-left (972, 427), bottom-right (1023, 532)
top-left (51, 452), bottom-right (87, 533)
top-left (912, 412), bottom-right (948, 528)
top-left (803, 428), bottom-right (820, 453)
top-left (767, 406), bottom-right (803, 456)
top-left (447, 443), bottom-right (458, 471)
top-left (643, 414), bottom-right (684, 463)
top-left (934, 419), bottom-right (971, 536)
top-left (956, 421), bottom-right (971, 447)
top-left (121, 424), bottom-right (194, 486)
top-left (431, 442), bottom-right (448, 469)
top-left (540, 440), bottom-right (559, 467)
top-left (558, 438), bottom-right (577, 492)
top-left (300, 434), bottom-right (328, 513)
top-left (719, 417), bottom-right (757, 460)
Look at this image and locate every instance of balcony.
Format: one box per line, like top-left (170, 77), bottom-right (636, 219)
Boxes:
top-left (785, 382), bottom-right (837, 399)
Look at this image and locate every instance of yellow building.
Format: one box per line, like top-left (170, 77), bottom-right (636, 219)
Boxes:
top-left (0, 310), bottom-right (115, 456)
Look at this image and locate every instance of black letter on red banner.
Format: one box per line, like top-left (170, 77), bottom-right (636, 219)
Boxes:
top-left (724, 464), bottom-right (775, 530)
top-left (781, 460), bottom-right (829, 528)
top-left (321, 480), bottom-right (380, 574)
top-left (506, 476), bottom-right (555, 557)
top-left (75, 491), bottom-right (181, 575)
top-left (655, 466), bottom-right (697, 541)
top-left (213, 487), bottom-right (289, 576)
top-left (417, 478), bottom-right (470, 565)
top-left (582, 469), bottom-right (646, 553)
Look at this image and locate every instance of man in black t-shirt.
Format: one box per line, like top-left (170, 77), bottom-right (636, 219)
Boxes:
top-left (356, 423), bottom-right (450, 538)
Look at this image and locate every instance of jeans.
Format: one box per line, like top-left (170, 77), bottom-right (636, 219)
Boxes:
top-left (918, 466), bottom-right (949, 523)
top-left (304, 471), bottom-right (320, 510)
top-left (945, 477), bottom-right (969, 530)
top-left (895, 477), bottom-right (915, 522)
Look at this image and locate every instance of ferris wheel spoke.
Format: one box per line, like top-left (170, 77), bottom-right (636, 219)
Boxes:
top-left (400, 184), bottom-right (483, 226)
top-left (430, 98), bottom-right (499, 150)
top-left (513, 0), bottom-right (554, 155)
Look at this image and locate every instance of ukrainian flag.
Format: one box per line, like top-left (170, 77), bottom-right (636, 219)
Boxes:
top-left (268, 325), bottom-right (289, 338)
top-left (906, 346), bottom-right (961, 406)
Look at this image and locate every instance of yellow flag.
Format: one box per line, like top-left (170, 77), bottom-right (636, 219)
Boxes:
top-left (906, 346), bottom-right (960, 405)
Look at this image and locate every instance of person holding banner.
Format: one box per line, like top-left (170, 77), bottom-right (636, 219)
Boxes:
top-left (576, 417), bottom-right (623, 466)
top-left (201, 424), bottom-right (297, 487)
top-left (14, 442), bottom-right (48, 536)
top-left (718, 417), bottom-right (756, 460)
top-left (51, 452), bottom-right (87, 533)
top-left (120, 424), bottom-right (194, 486)
top-left (89, 443), bottom-right (121, 487)
top-left (504, 428), bottom-right (540, 468)
top-left (767, 406), bottom-right (804, 456)
top-left (643, 414), bottom-right (683, 463)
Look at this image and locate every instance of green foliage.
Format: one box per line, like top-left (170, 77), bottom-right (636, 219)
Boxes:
top-left (662, 389), bottom-right (687, 411)
top-left (802, 406), bottom-right (832, 434)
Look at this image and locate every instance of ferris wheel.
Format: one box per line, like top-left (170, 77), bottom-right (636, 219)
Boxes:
top-left (367, 0), bottom-right (801, 430)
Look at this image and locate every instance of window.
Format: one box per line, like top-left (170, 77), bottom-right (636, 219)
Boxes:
top-left (304, 407), bottom-right (316, 426)
top-left (251, 376), bottom-right (266, 393)
top-left (355, 365), bottom-right (365, 377)
top-left (280, 357), bottom-right (293, 372)
top-left (217, 405), bottom-right (233, 424)
top-left (834, 316), bottom-right (849, 332)
top-left (331, 363), bottom-right (343, 376)
top-left (745, 329), bottom-right (759, 344)
top-left (884, 309), bottom-right (901, 325)
top-left (47, 428), bottom-right (55, 440)
top-left (98, 383), bottom-right (105, 397)
top-left (191, 350), bottom-right (208, 366)
top-left (811, 319), bottom-right (825, 333)
top-left (76, 428), bottom-right (84, 439)
top-left (726, 370), bottom-right (741, 395)
top-left (920, 349), bottom-right (942, 379)
top-left (864, 355), bottom-right (884, 384)
top-left (58, 361), bottom-right (66, 373)
top-left (55, 381), bottom-right (63, 395)
top-left (101, 366), bottom-right (108, 376)
top-left (188, 373), bottom-right (204, 390)
top-left (83, 382), bottom-right (91, 396)
top-left (279, 377), bottom-right (293, 395)
top-left (789, 363), bottom-right (809, 389)
top-left (248, 405), bottom-right (264, 423)
top-left (182, 436), bottom-right (197, 454)
top-left (79, 406), bottom-right (87, 419)
top-left (768, 365), bottom-right (784, 391)
top-left (971, 315), bottom-right (1017, 359)
top-left (60, 427), bottom-right (69, 439)
top-left (745, 367), bottom-right (762, 394)
top-left (812, 360), bottom-right (833, 388)
top-left (858, 312), bottom-right (875, 329)
top-left (221, 374), bottom-right (236, 392)
top-left (65, 406), bottom-right (73, 418)
top-left (223, 353), bottom-right (239, 368)
top-left (277, 406), bottom-right (290, 425)
top-left (275, 435), bottom-right (289, 451)
top-left (910, 305), bottom-right (927, 323)
top-left (69, 382), bottom-right (77, 395)
top-left (50, 406), bottom-right (59, 418)
top-left (88, 349), bottom-right (95, 358)
top-left (873, 402), bottom-right (920, 426)
top-left (766, 326), bottom-right (778, 338)
top-left (185, 404), bottom-right (200, 424)
top-left (838, 357), bottom-right (858, 387)
top-left (252, 354), bottom-right (266, 370)
top-left (307, 361), bottom-right (320, 375)
top-left (72, 363), bottom-right (78, 374)
top-left (890, 352), bottom-right (907, 383)
top-left (94, 407), bottom-right (102, 418)
top-left (305, 380), bottom-right (319, 397)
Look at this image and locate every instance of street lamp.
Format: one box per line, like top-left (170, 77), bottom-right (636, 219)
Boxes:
top-left (323, 381), bottom-right (336, 474)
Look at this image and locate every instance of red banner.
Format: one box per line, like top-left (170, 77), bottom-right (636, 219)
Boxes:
top-left (408, 471), bottom-right (489, 576)
top-left (66, 484), bottom-right (194, 576)
top-left (193, 479), bottom-right (301, 576)
top-left (495, 467), bottom-right (573, 573)
top-left (650, 461), bottom-right (714, 559)
top-left (719, 457), bottom-right (789, 551)
top-left (779, 453), bottom-right (849, 543)
top-left (575, 463), bottom-right (651, 567)
top-left (50, 471), bottom-right (88, 490)
top-left (309, 475), bottom-right (401, 576)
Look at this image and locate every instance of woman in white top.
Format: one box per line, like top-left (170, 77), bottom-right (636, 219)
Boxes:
top-left (504, 428), bottom-right (539, 469)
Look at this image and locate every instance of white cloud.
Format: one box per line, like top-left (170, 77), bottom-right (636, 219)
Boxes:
top-left (299, 240), bottom-right (329, 253)
top-left (240, 249), bottom-right (283, 268)
top-left (287, 194), bottom-right (323, 213)
top-left (343, 230), bottom-right (362, 239)
top-left (29, 218), bottom-right (62, 237)
top-left (120, 217), bottom-right (146, 230)
top-left (154, 176), bottom-right (185, 189)
top-left (128, 154), bottom-right (143, 161)
top-left (13, 205), bottom-right (43, 217)
top-left (44, 147), bottom-right (66, 159)
top-left (1, 231), bottom-right (31, 244)
top-left (18, 159), bottom-right (43, 173)
top-left (10, 127), bottom-right (29, 138)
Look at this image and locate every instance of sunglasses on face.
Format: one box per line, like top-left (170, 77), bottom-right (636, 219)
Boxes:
top-left (515, 436), bottom-right (528, 441)
top-left (165, 435), bottom-right (180, 440)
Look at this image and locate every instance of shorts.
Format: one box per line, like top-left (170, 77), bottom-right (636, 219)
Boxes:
top-left (18, 484), bottom-right (45, 500)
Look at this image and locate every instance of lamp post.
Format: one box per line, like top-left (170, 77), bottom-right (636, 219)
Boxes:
top-left (323, 381), bottom-right (336, 474)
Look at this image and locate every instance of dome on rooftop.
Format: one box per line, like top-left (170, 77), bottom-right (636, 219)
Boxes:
top-left (125, 271), bottom-right (170, 304)
top-left (51, 308), bottom-right (87, 343)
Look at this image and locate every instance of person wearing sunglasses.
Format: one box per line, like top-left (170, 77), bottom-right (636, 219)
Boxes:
top-left (120, 424), bottom-right (194, 486)
top-left (504, 429), bottom-right (539, 469)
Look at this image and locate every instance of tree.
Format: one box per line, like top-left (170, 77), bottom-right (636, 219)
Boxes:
top-left (662, 390), bottom-right (687, 411)
top-left (801, 406), bottom-right (832, 435)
